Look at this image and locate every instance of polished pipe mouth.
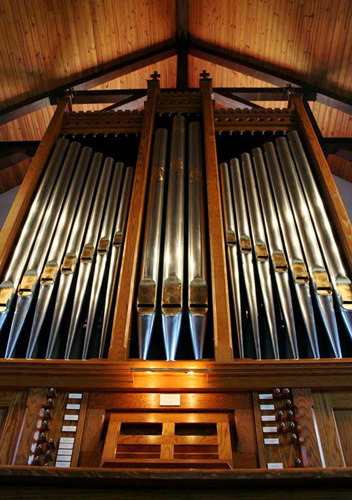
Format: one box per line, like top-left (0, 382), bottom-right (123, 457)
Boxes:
top-left (255, 242), bottom-right (269, 261)
top-left (292, 260), bottom-right (309, 284)
top-left (61, 253), bottom-right (78, 274)
top-left (312, 267), bottom-right (333, 296)
top-left (272, 251), bottom-right (288, 272)
top-left (336, 277), bottom-right (352, 310)
top-left (40, 262), bottom-right (59, 286)
top-left (18, 270), bottom-right (38, 297)
top-left (97, 237), bottom-right (111, 255)
top-left (0, 281), bottom-right (15, 312)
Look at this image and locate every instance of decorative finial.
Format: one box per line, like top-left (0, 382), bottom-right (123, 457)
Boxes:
top-left (150, 71), bottom-right (160, 80)
top-left (200, 69), bottom-right (210, 80)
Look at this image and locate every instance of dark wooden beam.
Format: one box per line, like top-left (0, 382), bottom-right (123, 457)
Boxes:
top-left (0, 42), bottom-right (176, 126)
top-left (302, 99), bottom-right (323, 143)
top-left (176, 0), bottom-right (188, 89)
top-left (190, 40), bottom-right (352, 115)
top-left (71, 89), bottom-right (146, 104)
top-left (213, 87), bottom-right (316, 102)
top-left (323, 138), bottom-right (352, 163)
top-left (102, 94), bottom-right (147, 111)
top-left (213, 89), bottom-right (264, 109)
top-left (0, 141), bottom-right (39, 170)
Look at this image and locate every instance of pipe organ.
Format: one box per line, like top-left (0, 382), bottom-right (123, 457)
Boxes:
top-left (1, 75), bottom-right (352, 495)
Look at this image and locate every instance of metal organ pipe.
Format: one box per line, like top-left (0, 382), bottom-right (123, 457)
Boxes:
top-left (251, 147), bottom-right (299, 359)
top-left (241, 153), bottom-right (279, 359)
top-left (46, 153), bottom-right (104, 359)
top-left (100, 166), bottom-right (134, 358)
top-left (161, 115), bottom-right (186, 361)
top-left (287, 130), bottom-right (352, 342)
top-left (230, 158), bottom-right (261, 359)
top-left (5, 142), bottom-right (82, 358)
top-left (137, 129), bottom-right (168, 360)
top-left (219, 162), bottom-right (243, 357)
top-left (26, 147), bottom-right (93, 359)
top-left (275, 137), bottom-right (341, 358)
top-left (259, 144), bottom-right (320, 359)
top-left (64, 157), bottom-right (115, 359)
top-left (0, 138), bottom-right (69, 335)
top-left (188, 122), bottom-right (208, 360)
top-left (82, 162), bottom-right (125, 360)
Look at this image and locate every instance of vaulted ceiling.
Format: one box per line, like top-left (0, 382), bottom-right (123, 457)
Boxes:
top-left (0, 0), bottom-right (351, 192)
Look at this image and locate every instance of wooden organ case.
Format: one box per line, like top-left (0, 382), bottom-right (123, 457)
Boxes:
top-left (1, 73), bottom-right (352, 497)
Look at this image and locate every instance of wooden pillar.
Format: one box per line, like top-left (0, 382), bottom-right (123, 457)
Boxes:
top-left (292, 95), bottom-right (352, 270)
top-left (200, 74), bottom-right (234, 363)
top-left (108, 77), bottom-right (160, 361)
top-left (0, 99), bottom-right (69, 277)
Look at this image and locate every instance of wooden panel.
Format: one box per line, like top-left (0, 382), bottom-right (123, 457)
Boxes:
top-left (334, 410), bottom-right (352, 466)
top-left (108, 78), bottom-right (159, 361)
top-left (291, 389), bottom-right (323, 467)
top-left (0, 100), bottom-right (68, 277)
top-left (292, 95), bottom-right (352, 271)
top-left (200, 77), bottom-right (233, 363)
top-left (0, 391), bottom-right (27, 465)
top-left (312, 391), bottom-right (345, 467)
top-left (78, 409), bottom-right (105, 467)
top-left (101, 411), bottom-right (233, 468)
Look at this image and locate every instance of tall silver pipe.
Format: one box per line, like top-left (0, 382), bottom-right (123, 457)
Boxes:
top-left (219, 162), bottom-right (243, 357)
top-left (275, 137), bottom-right (341, 358)
top-left (64, 157), bottom-right (114, 359)
top-left (82, 162), bottom-right (125, 360)
top-left (26, 147), bottom-right (93, 359)
top-left (100, 166), bottom-right (134, 358)
top-left (288, 130), bottom-right (352, 343)
top-left (241, 153), bottom-right (279, 359)
top-left (45, 153), bottom-right (103, 359)
top-left (161, 115), bottom-right (185, 361)
top-left (137, 129), bottom-right (168, 360)
top-left (188, 122), bottom-right (208, 360)
top-left (5, 142), bottom-right (81, 358)
top-left (248, 145), bottom-right (299, 359)
top-left (0, 138), bottom-right (69, 334)
top-left (260, 144), bottom-right (319, 358)
top-left (230, 158), bottom-right (261, 359)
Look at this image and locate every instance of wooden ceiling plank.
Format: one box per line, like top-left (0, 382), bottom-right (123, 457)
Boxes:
top-left (0, 42), bottom-right (177, 126)
top-left (176, 0), bottom-right (188, 89)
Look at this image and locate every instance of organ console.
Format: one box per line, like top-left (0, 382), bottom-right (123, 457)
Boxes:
top-left (1, 72), bottom-right (352, 495)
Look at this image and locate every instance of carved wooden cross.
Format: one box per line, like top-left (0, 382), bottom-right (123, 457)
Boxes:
top-left (150, 71), bottom-right (160, 80)
top-left (200, 69), bottom-right (210, 79)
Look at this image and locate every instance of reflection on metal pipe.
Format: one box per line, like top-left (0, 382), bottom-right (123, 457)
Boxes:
top-left (219, 162), bottom-right (243, 357)
top-left (288, 130), bottom-right (352, 344)
top-left (137, 129), bottom-right (168, 360)
top-left (100, 166), bottom-right (134, 358)
top-left (46, 153), bottom-right (103, 359)
top-left (275, 137), bottom-right (341, 358)
top-left (0, 138), bottom-right (69, 334)
top-left (64, 157), bottom-right (114, 359)
top-left (188, 122), bottom-right (208, 360)
top-left (82, 162), bottom-right (125, 360)
top-left (161, 115), bottom-right (185, 361)
top-left (241, 153), bottom-right (279, 359)
top-left (26, 147), bottom-right (93, 359)
top-left (5, 142), bottom-right (81, 358)
top-left (230, 158), bottom-right (261, 359)
top-left (259, 144), bottom-right (319, 358)
top-left (250, 145), bottom-right (299, 359)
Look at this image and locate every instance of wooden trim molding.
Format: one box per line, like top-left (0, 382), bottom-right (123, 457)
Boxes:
top-left (108, 78), bottom-right (160, 361)
top-left (200, 76), bottom-right (234, 363)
